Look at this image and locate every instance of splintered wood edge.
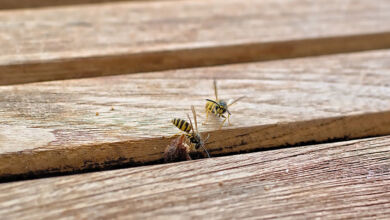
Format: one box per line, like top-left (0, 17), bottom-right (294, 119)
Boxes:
top-left (2, 32), bottom-right (390, 86)
top-left (1, 110), bottom-right (390, 180)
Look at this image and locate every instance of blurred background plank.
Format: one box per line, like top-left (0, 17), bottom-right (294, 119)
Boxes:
top-left (1, 50), bottom-right (390, 179)
top-left (1, 136), bottom-right (389, 219)
top-left (1, 0), bottom-right (390, 85)
top-left (0, 0), bottom-right (160, 10)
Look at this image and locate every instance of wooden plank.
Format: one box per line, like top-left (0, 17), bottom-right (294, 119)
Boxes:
top-left (1, 0), bottom-right (390, 85)
top-left (1, 50), bottom-right (390, 179)
top-left (0, 0), bottom-right (157, 10)
top-left (1, 136), bottom-right (389, 219)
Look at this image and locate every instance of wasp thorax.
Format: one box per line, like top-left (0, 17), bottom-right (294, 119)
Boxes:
top-left (216, 100), bottom-right (228, 114)
top-left (219, 100), bottom-right (227, 107)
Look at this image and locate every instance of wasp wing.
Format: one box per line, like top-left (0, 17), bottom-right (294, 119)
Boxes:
top-left (228, 96), bottom-right (246, 107)
top-left (186, 113), bottom-right (194, 134)
top-left (191, 105), bottom-right (199, 133)
top-left (213, 79), bottom-right (219, 102)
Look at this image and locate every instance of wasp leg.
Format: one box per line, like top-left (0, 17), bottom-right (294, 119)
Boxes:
top-left (218, 115), bottom-right (228, 130)
top-left (227, 114), bottom-right (231, 126)
top-left (168, 132), bottom-right (184, 138)
top-left (202, 108), bottom-right (211, 125)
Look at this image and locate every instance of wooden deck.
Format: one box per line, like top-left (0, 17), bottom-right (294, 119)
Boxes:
top-left (2, 0), bottom-right (390, 85)
top-left (1, 137), bottom-right (390, 219)
top-left (1, 50), bottom-right (390, 179)
top-left (1, 0), bottom-right (390, 219)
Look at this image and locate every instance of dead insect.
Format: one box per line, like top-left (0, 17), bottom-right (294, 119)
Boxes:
top-left (164, 134), bottom-right (191, 162)
top-left (205, 79), bottom-right (245, 129)
top-left (171, 105), bottom-right (210, 158)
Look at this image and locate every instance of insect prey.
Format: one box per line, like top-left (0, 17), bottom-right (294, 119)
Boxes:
top-left (164, 134), bottom-right (191, 162)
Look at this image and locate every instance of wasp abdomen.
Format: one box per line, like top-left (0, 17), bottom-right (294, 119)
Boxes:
top-left (205, 100), bottom-right (218, 114)
top-left (172, 118), bottom-right (192, 133)
top-left (205, 101), bottom-right (215, 111)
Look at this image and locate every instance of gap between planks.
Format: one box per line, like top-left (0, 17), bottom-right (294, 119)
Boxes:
top-left (0, 136), bottom-right (389, 219)
top-left (1, 0), bottom-right (390, 85)
top-left (0, 50), bottom-right (390, 179)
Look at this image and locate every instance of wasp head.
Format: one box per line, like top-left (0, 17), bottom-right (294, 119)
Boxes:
top-left (192, 133), bottom-right (210, 158)
top-left (217, 100), bottom-right (230, 115)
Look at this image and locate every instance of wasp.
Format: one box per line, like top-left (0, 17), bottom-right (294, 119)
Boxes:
top-left (205, 79), bottom-right (245, 129)
top-left (171, 105), bottom-right (210, 158)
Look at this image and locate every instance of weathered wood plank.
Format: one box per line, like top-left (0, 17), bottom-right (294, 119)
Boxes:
top-left (1, 50), bottom-right (390, 179)
top-left (1, 136), bottom-right (389, 219)
top-left (1, 0), bottom-right (390, 85)
top-left (0, 0), bottom-right (157, 10)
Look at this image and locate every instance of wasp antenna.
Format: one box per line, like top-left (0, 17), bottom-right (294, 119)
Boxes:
top-left (202, 134), bottom-right (211, 158)
top-left (201, 144), bottom-right (211, 158)
top-left (204, 133), bottom-right (210, 143)
top-left (206, 99), bottom-right (220, 105)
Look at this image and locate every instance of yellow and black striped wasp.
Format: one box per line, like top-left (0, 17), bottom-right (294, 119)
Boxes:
top-left (205, 79), bottom-right (245, 129)
top-left (171, 105), bottom-right (210, 158)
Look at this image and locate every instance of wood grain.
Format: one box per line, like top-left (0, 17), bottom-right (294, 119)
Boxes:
top-left (1, 50), bottom-right (390, 179)
top-left (1, 0), bottom-right (390, 85)
top-left (0, 0), bottom-right (158, 10)
top-left (1, 136), bottom-right (389, 219)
